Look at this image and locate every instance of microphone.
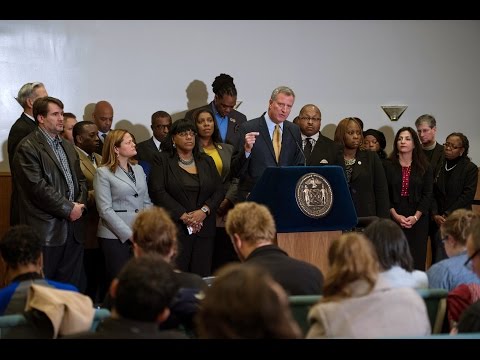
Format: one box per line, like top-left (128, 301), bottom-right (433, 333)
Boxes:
top-left (287, 126), bottom-right (306, 166)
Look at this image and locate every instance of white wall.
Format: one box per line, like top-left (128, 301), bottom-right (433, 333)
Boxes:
top-left (1, 20), bottom-right (479, 172)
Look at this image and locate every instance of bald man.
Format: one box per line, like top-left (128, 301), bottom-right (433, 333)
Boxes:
top-left (92, 100), bottom-right (114, 155)
top-left (296, 104), bottom-right (343, 166)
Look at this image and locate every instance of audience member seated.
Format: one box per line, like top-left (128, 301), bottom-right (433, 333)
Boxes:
top-left (456, 219), bottom-right (480, 333)
top-left (364, 218), bottom-right (428, 288)
top-left (306, 233), bottom-right (431, 338)
top-left (70, 254), bottom-right (187, 339)
top-left (195, 263), bottom-right (301, 339)
top-left (225, 201), bottom-right (323, 295)
top-left (427, 209), bottom-right (480, 291)
top-left (448, 283), bottom-right (480, 329)
top-left (102, 207), bottom-right (206, 334)
top-left (0, 225), bottom-right (78, 315)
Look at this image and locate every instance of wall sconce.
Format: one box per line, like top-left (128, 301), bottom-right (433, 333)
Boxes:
top-left (381, 105), bottom-right (407, 121)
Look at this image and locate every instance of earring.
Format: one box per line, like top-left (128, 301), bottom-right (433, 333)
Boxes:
top-left (173, 142), bottom-right (176, 148)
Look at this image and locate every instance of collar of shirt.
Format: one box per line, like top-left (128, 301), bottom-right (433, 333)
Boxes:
top-left (301, 132), bottom-right (320, 142)
top-left (76, 145), bottom-right (94, 160)
top-left (38, 126), bottom-right (61, 148)
top-left (98, 131), bottom-right (108, 140)
top-left (264, 113), bottom-right (283, 140)
top-left (152, 136), bottom-right (161, 150)
top-left (24, 112), bottom-right (35, 122)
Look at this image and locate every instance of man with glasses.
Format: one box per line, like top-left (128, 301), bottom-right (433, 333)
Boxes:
top-left (296, 104), bottom-right (343, 166)
top-left (136, 110), bottom-right (172, 176)
top-left (231, 86), bottom-right (304, 202)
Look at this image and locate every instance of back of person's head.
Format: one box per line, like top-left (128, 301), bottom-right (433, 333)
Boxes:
top-left (196, 263), bottom-right (301, 339)
top-left (225, 202), bottom-right (276, 245)
top-left (112, 254), bottom-right (179, 322)
top-left (364, 218), bottom-right (414, 272)
top-left (132, 207), bottom-right (178, 262)
top-left (323, 233), bottom-right (379, 301)
top-left (0, 225), bottom-right (42, 270)
top-left (441, 209), bottom-right (479, 246)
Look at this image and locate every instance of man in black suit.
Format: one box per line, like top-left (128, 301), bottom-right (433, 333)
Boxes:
top-left (185, 73), bottom-right (246, 146)
top-left (12, 96), bottom-right (87, 291)
top-left (92, 100), bottom-right (114, 155)
top-left (226, 202), bottom-right (323, 295)
top-left (135, 110), bottom-right (172, 174)
top-left (296, 104), bottom-right (343, 166)
top-left (415, 114), bottom-right (445, 264)
top-left (231, 86), bottom-right (305, 202)
top-left (7, 82), bottom-right (48, 225)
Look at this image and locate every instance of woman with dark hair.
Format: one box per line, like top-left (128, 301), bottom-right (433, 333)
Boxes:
top-left (148, 119), bottom-right (224, 277)
top-left (431, 132), bottom-right (478, 263)
top-left (193, 108), bottom-right (240, 271)
top-left (384, 127), bottom-right (433, 270)
top-left (364, 218), bottom-right (428, 288)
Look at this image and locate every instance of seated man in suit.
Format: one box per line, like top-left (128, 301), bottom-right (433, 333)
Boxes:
top-left (135, 110), bottom-right (172, 176)
top-left (296, 104), bottom-right (343, 166)
top-left (185, 73), bottom-right (247, 146)
top-left (225, 202), bottom-right (324, 295)
top-left (71, 254), bottom-right (187, 339)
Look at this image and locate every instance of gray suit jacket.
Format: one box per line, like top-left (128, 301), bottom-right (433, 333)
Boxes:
top-left (94, 164), bottom-right (152, 242)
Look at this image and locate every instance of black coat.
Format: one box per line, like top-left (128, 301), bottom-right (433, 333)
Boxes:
top-left (12, 128), bottom-right (87, 246)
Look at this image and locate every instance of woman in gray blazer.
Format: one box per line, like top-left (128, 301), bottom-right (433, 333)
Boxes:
top-left (94, 129), bottom-right (152, 286)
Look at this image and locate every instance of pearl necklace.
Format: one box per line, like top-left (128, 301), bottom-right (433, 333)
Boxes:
top-left (445, 162), bottom-right (457, 172)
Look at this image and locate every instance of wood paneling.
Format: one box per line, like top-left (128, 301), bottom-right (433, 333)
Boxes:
top-left (277, 231), bottom-right (341, 276)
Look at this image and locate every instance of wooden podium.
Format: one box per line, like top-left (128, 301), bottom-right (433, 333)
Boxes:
top-left (250, 166), bottom-right (357, 275)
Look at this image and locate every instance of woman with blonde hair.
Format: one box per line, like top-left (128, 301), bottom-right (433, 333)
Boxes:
top-left (307, 233), bottom-right (430, 338)
top-left (94, 129), bottom-right (152, 287)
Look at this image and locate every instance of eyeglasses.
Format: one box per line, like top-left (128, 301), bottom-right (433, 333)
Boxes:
top-left (299, 117), bottom-right (321, 122)
top-left (443, 142), bottom-right (462, 150)
top-left (176, 130), bottom-right (196, 138)
top-left (464, 248), bottom-right (480, 270)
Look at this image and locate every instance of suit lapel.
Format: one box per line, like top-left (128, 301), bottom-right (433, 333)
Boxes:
top-left (36, 130), bottom-right (65, 176)
top-left (167, 156), bottom-right (191, 205)
top-left (114, 166), bottom-right (137, 192)
top-left (148, 138), bottom-right (158, 152)
top-left (76, 148), bottom-right (96, 178)
top-left (259, 117), bottom-right (276, 162)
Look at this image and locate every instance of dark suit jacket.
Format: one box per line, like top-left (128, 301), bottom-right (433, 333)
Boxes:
top-left (432, 157), bottom-right (478, 217)
top-left (348, 150), bottom-right (390, 218)
top-left (13, 129), bottom-right (87, 247)
top-left (136, 136), bottom-right (159, 165)
top-left (231, 115), bottom-right (305, 201)
top-left (306, 133), bottom-right (344, 166)
top-left (7, 113), bottom-right (37, 225)
top-left (384, 161), bottom-right (433, 216)
top-left (185, 102), bottom-right (247, 146)
top-left (76, 147), bottom-right (102, 249)
top-left (246, 245), bottom-right (324, 295)
top-left (424, 142), bottom-right (444, 180)
top-left (148, 152), bottom-right (224, 238)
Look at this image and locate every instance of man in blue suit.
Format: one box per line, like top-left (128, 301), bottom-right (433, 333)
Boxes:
top-left (231, 86), bottom-right (304, 201)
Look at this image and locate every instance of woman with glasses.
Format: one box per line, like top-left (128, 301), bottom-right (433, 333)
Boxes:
top-left (430, 133), bottom-right (478, 263)
top-left (426, 209), bottom-right (480, 291)
top-left (148, 119), bottom-right (224, 277)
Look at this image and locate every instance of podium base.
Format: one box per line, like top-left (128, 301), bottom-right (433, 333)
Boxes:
top-left (277, 231), bottom-right (341, 275)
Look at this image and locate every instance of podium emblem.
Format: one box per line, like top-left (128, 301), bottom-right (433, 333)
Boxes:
top-left (295, 173), bottom-right (333, 218)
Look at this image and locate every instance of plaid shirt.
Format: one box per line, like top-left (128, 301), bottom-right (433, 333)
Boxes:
top-left (38, 127), bottom-right (75, 201)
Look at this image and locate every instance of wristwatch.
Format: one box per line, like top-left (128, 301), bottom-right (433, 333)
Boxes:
top-left (201, 206), bottom-right (209, 215)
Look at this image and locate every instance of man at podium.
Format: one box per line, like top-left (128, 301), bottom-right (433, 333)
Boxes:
top-left (231, 86), bottom-right (304, 202)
